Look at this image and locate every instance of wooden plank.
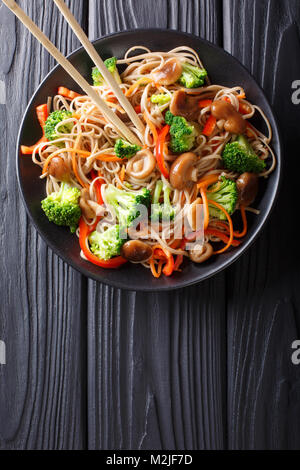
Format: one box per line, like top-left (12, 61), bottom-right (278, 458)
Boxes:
top-left (0, 0), bottom-right (87, 450)
top-left (223, 0), bottom-right (300, 450)
top-left (87, 0), bottom-right (226, 450)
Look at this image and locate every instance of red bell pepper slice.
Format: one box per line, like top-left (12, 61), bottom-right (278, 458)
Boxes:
top-left (21, 103), bottom-right (48, 155)
top-left (155, 124), bottom-right (170, 179)
top-left (202, 115), bottom-right (216, 137)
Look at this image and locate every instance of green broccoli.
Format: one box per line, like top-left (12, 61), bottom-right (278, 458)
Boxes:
top-left (165, 111), bottom-right (197, 153)
top-left (178, 63), bottom-right (207, 88)
top-left (151, 180), bottom-right (176, 222)
top-left (114, 139), bottom-right (141, 159)
top-left (41, 182), bottom-right (81, 233)
top-left (207, 177), bottom-right (238, 220)
top-left (44, 110), bottom-right (74, 145)
top-left (92, 56), bottom-right (122, 86)
top-left (150, 94), bottom-right (171, 105)
top-left (89, 225), bottom-right (124, 260)
top-left (105, 184), bottom-right (151, 228)
top-left (222, 135), bottom-right (266, 174)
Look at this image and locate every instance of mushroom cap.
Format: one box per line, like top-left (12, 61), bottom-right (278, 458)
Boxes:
top-left (211, 100), bottom-right (246, 135)
top-left (121, 240), bottom-right (153, 263)
top-left (126, 149), bottom-right (156, 180)
top-left (170, 90), bottom-right (200, 121)
top-left (189, 243), bottom-right (213, 263)
top-left (170, 152), bottom-right (198, 190)
top-left (151, 58), bottom-right (183, 86)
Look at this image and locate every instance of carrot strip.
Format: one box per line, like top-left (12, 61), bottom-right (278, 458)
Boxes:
top-left (200, 187), bottom-right (210, 230)
top-left (207, 200), bottom-right (234, 254)
top-left (150, 258), bottom-right (161, 278)
top-left (144, 112), bottom-right (158, 143)
top-left (58, 87), bottom-right (82, 100)
top-left (202, 115), bottom-right (216, 136)
top-left (125, 77), bottom-right (153, 97)
top-left (197, 174), bottom-right (220, 189)
top-left (234, 205), bottom-right (247, 238)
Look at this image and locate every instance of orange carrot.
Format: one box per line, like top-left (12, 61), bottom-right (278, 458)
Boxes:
top-left (207, 200), bottom-right (234, 254)
top-left (197, 174), bottom-right (220, 189)
top-left (202, 115), bottom-right (216, 136)
top-left (125, 77), bottom-right (153, 97)
top-left (200, 187), bottom-right (210, 230)
top-left (144, 112), bottom-right (158, 143)
top-left (234, 205), bottom-right (247, 238)
top-left (150, 258), bottom-right (161, 278)
top-left (58, 87), bottom-right (82, 100)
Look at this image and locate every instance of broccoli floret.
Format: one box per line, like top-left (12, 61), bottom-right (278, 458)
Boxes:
top-left (89, 225), bottom-right (124, 260)
top-left (105, 184), bottom-right (151, 228)
top-left (44, 110), bottom-right (74, 145)
top-left (207, 177), bottom-right (238, 220)
top-left (222, 135), bottom-right (266, 174)
top-left (178, 63), bottom-right (208, 88)
top-left (92, 56), bottom-right (122, 86)
top-left (114, 139), bottom-right (141, 159)
top-left (165, 111), bottom-right (197, 153)
top-left (150, 94), bottom-right (171, 105)
top-left (41, 182), bottom-right (81, 233)
top-left (151, 180), bottom-right (176, 222)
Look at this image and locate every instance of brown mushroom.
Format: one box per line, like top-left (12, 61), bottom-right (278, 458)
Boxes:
top-left (187, 198), bottom-right (203, 231)
top-left (121, 240), bottom-right (153, 263)
top-left (170, 152), bottom-right (198, 190)
top-left (236, 172), bottom-right (259, 207)
top-left (170, 90), bottom-right (200, 121)
top-left (48, 156), bottom-right (70, 182)
top-left (126, 149), bottom-right (156, 180)
top-left (211, 100), bottom-right (246, 135)
top-left (79, 188), bottom-right (96, 220)
top-left (151, 58), bottom-right (182, 86)
top-left (189, 243), bottom-right (213, 263)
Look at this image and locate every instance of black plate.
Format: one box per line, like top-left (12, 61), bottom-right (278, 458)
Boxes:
top-left (16, 29), bottom-right (282, 291)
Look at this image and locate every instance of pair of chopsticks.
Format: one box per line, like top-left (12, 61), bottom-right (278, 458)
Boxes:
top-left (2, 0), bottom-right (145, 146)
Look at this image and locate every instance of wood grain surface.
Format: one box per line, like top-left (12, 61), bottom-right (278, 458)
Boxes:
top-left (0, 0), bottom-right (299, 450)
top-left (0, 0), bottom-right (88, 450)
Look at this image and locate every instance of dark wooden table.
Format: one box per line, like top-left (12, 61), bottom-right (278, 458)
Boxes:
top-left (1, 0), bottom-right (300, 450)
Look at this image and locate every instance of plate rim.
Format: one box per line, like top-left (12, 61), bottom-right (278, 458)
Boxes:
top-left (16, 28), bottom-right (283, 292)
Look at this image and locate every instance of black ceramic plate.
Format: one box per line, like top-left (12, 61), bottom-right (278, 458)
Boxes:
top-left (17, 29), bottom-right (282, 291)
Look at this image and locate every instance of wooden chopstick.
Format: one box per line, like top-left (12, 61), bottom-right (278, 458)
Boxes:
top-left (2, 0), bottom-right (141, 146)
top-left (53, 0), bottom-right (145, 135)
